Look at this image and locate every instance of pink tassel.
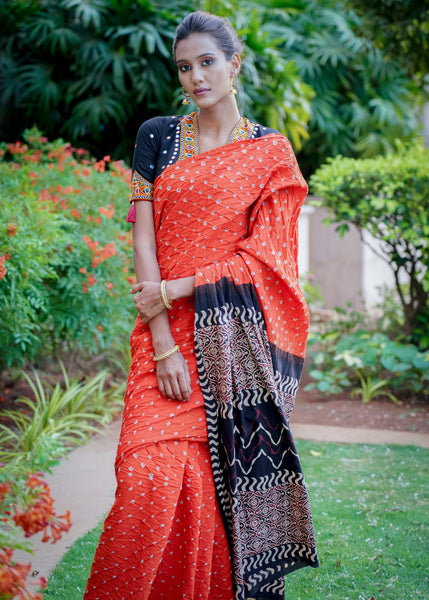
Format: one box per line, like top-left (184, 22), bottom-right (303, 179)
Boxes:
top-left (126, 204), bottom-right (136, 223)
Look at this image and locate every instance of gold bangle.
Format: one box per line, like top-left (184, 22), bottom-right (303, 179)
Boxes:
top-left (160, 279), bottom-right (172, 309)
top-left (153, 344), bottom-right (180, 362)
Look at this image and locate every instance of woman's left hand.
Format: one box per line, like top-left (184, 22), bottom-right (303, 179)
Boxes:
top-left (130, 281), bottom-right (165, 323)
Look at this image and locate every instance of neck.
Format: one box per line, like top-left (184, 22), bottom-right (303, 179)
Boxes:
top-left (197, 97), bottom-right (241, 136)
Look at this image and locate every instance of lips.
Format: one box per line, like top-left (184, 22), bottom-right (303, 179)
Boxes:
top-left (193, 88), bottom-right (210, 96)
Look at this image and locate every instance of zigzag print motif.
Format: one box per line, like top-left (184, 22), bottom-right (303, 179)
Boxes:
top-left (195, 279), bottom-right (319, 600)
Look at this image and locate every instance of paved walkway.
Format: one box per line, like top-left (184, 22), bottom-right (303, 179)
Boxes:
top-left (14, 419), bottom-right (429, 584)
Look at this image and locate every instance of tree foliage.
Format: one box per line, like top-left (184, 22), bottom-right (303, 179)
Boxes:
top-left (0, 0), bottom-right (421, 171)
top-left (310, 143), bottom-right (429, 350)
top-left (346, 0), bottom-right (429, 85)
top-left (0, 0), bottom-right (313, 162)
top-left (268, 0), bottom-right (419, 173)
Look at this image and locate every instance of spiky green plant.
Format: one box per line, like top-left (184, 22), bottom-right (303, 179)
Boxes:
top-left (0, 367), bottom-right (123, 469)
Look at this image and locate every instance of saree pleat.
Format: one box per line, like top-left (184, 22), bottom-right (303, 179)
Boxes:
top-left (85, 133), bottom-right (318, 600)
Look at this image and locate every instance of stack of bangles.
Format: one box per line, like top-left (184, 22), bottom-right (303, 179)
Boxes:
top-left (160, 279), bottom-right (172, 309)
top-left (153, 344), bottom-right (180, 362)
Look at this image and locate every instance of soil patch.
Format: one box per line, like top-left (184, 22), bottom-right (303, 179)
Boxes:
top-left (1, 368), bottom-right (429, 435)
top-left (293, 371), bottom-right (429, 434)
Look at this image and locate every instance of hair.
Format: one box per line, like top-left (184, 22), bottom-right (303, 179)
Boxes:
top-left (173, 11), bottom-right (243, 61)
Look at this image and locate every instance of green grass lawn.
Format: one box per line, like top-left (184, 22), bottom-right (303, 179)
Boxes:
top-left (43, 441), bottom-right (429, 600)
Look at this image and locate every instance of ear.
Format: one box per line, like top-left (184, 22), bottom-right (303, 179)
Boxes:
top-left (230, 52), bottom-right (241, 75)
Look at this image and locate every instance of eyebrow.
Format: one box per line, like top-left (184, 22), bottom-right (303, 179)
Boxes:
top-left (176, 52), bottom-right (216, 65)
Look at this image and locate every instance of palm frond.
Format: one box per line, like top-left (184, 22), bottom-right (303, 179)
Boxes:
top-left (60, 0), bottom-right (110, 32)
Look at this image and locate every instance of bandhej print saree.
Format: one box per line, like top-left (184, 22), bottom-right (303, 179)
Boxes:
top-left (85, 127), bottom-right (318, 600)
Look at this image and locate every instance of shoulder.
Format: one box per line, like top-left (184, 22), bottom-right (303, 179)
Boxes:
top-left (252, 123), bottom-right (280, 138)
top-left (136, 115), bottom-right (182, 142)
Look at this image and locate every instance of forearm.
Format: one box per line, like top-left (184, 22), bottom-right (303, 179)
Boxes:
top-left (133, 245), bottom-right (175, 352)
top-left (165, 276), bottom-right (195, 302)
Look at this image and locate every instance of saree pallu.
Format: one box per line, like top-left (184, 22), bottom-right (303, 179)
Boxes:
top-left (85, 133), bottom-right (318, 600)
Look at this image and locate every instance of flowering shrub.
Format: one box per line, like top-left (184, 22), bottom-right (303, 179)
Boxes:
top-left (0, 129), bottom-right (136, 370)
top-left (0, 469), bottom-right (71, 599)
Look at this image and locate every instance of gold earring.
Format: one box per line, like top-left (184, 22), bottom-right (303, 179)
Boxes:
top-left (229, 76), bottom-right (237, 96)
top-left (181, 88), bottom-right (191, 105)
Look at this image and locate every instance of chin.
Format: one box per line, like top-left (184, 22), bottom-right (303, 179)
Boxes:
top-left (195, 94), bottom-right (230, 111)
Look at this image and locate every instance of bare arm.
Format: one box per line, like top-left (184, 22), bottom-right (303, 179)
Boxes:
top-left (131, 201), bottom-right (191, 401)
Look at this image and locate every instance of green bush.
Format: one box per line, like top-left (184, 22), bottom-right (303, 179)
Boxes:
top-left (306, 306), bottom-right (429, 399)
top-left (0, 129), bottom-right (135, 371)
top-left (310, 143), bottom-right (429, 349)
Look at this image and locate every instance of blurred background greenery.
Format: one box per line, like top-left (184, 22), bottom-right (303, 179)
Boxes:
top-left (1, 0), bottom-right (427, 175)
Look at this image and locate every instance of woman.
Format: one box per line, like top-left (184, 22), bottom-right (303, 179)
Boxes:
top-left (85, 11), bottom-right (318, 600)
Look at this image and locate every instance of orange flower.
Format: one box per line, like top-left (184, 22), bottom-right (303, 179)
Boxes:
top-left (7, 223), bottom-right (17, 237)
top-left (0, 548), bottom-right (46, 599)
top-left (97, 324), bottom-right (103, 331)
top-left (105, 282), bottom-right (114, 290)
top-left (82, 168), bottom-right (91, 177)
top-left (12, 473), bottom-right (72, 544)
top-left (7, 141), bottom-right (28, 154)
top-left (79, 267), bottom-right (87, 274)
top-left (74, 188), bottom-right (82, 195)
top-left (93, 160), bottom-right (105, 173)
top-left (83, 282), bottom-right (88, 293)
top-left (60, 199), bottom-right (68, 210)
top-left (88, 274), bottom-right (98, 287)
top-left (30, 149), bottom-right (42, 163)
top-left (94, 217), bottom-right (102, 225)
top-left (70, 209), bottom-right (82, 219)
top-left (126, 275), bottom-right (137, 285)
top-left (29, 171), bottom-right (39, 179)
top-left (99, 205), bottom-right (115, 219)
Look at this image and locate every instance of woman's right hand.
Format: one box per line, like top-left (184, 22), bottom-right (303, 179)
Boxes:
top-left (156, 351), bottom-right (192, 402)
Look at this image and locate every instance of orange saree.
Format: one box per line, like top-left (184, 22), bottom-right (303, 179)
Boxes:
top-left (85, 131), bottom-right (318, 600)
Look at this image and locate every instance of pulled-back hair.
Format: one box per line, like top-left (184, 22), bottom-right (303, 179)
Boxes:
top-left (173, 11), bottom-right (243, 60)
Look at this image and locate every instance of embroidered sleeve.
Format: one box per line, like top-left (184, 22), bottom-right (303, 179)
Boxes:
top-left (128, 118), bottom-right (163, 205)
top-left (129, 171), bottom-right (154, 203)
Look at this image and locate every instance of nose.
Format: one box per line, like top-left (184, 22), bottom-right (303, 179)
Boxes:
top-left (190, 66), bottom-right (204, 85)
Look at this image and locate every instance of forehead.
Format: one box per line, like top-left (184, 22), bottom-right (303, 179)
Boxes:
top-left (175, 33), bottom-right (221, 61)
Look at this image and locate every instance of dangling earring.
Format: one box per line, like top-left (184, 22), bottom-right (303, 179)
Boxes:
top-left (229, 76), bottom-right (237, 96)
top-left (181, 88), bottom-right (191, 105)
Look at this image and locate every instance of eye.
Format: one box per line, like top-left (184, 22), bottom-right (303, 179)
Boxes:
top-left (178, 65), bottom-right (190, 72)
top-left (202, 58), bottom-right (214, 66)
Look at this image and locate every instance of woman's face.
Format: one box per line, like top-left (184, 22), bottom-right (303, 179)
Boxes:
top-left (175, 33), bottom-right (240, 110)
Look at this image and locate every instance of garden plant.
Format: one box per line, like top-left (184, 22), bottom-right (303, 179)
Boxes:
top-left (310, 142), bottom-right (429, 351)
top-left (0, 129), bottom-right (135, 372)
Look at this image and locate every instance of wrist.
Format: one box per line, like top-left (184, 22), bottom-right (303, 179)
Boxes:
top-left (165, 276), bottom-right (195, 301)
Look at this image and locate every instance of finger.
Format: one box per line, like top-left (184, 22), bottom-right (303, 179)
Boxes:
top-left (177, 372), bottom-right (191, 401)
top-left (168, 376), bottom-right (184, 402)
top-left (162, 380), bottom-right (174, 400)
top-left (130, 282), bottom-right (145, 295)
